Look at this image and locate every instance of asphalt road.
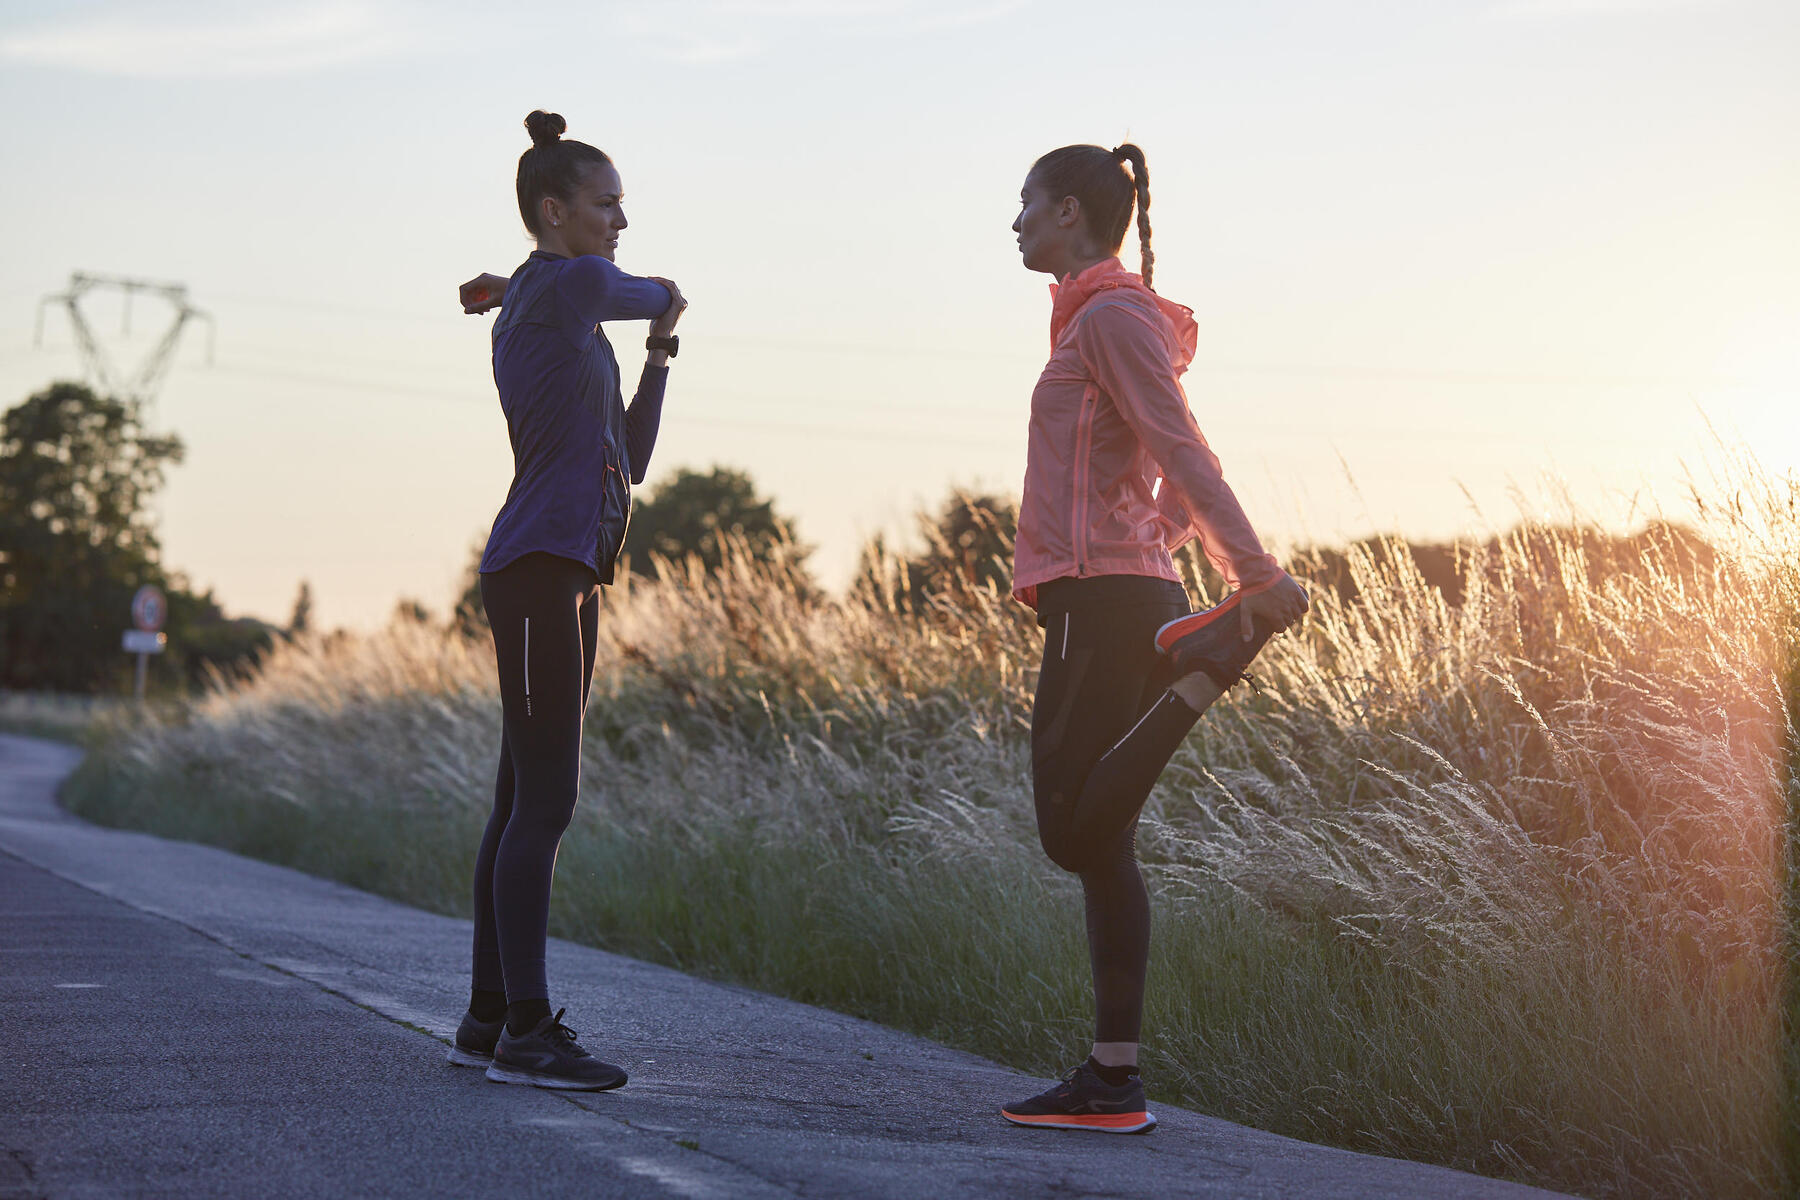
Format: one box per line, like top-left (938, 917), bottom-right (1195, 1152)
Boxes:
top-left (0, 734), bottom-right (1573, 1199)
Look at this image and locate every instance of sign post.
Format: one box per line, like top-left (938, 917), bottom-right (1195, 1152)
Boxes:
top-left (126, 585), bottom-right (167, 702)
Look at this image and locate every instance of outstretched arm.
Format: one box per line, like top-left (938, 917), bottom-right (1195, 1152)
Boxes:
top-left (558, 256), bottom-right (674, 325)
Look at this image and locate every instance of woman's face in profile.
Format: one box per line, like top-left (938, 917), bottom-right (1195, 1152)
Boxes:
top-left (1012, 172), bottom-right (1066, 276)
top-left (554, 163), bottom-right (629, 260)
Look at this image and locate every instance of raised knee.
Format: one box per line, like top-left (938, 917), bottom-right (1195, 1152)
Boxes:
top-left (1039, 829), bottom-right (1091, 875)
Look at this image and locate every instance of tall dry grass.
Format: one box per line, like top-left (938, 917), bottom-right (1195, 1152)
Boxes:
top-left (65, 470), bottom-right (1799, 1200)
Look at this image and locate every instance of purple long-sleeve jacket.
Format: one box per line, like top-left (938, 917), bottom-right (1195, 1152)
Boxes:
top-left (479, 251), bottom-right (673, 584)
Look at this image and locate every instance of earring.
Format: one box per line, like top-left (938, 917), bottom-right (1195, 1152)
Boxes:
top-left (552, 220), bottom-right (561, 227)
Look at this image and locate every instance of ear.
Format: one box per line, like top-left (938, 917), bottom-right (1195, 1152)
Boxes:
top-left (1056, 195), bottom-right (1081, 229)
top-left (540, 194), bottom-right (563, 230)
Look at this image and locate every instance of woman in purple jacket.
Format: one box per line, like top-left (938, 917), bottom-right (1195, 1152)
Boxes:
top-left (448, 111), bottom-right (686, 1091)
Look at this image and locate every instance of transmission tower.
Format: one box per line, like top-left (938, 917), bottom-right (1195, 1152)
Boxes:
top-left (34, 271), bottom-right (215, 406)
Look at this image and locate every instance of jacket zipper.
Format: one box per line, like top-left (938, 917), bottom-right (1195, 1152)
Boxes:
top-left (1071, 383), bottom-right (1098, 577)
top-left (1064, 296), bottom-right (1146, 580)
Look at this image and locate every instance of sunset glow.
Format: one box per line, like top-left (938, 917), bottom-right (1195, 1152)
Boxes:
top-left (1, 0), bottom-right (1795, 627)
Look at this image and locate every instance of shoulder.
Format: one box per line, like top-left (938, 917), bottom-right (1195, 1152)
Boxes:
top-left (558, 254), bottom-right (629, 290)
top-left (557, 256), bottom-right (669, 316)
top-left (1073, 291), bottom-right (1171, 352)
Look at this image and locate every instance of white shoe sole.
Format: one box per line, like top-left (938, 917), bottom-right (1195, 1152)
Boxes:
top-left (445, 1045), bottom-right (492, 1068)
top-left (484, 1062), bottom-right (627, 1091)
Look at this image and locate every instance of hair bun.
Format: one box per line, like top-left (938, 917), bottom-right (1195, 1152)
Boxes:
top-left (524, 110), bottom-right (567, 148)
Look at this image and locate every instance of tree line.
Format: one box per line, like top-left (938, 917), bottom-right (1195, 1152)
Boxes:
top-left (1, 379), bottom-right (1711, 695)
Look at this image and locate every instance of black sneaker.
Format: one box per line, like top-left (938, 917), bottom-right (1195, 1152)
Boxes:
top-left (1154, 589), bottom-right (1284, 690)
top-left (446, 1010), bottom-right (504, 1067)
top-left (484, 1009), bottom-right (627, 1092)
top-left (1001, 1062), bottom-right (1157, 1133)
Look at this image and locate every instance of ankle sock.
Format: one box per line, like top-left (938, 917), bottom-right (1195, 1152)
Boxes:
top-left (506, 998), bottom-right (553, 1036)
top-left (470, 989), bottom-right (507, 1023)
top-left (1087, 1056), bottom-right (1139, 1087)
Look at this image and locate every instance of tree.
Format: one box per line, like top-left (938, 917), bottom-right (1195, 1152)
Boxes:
top-left (392, 597), bottom-right (433, 626)
top-left (287, 580), bottom-right (314, 636)
top-left (0, 382), bottom-right (183, 691)
top-left (854, 489), bottom-right (1017, 612)
top-left (166, 585), bottom-right (278, 689)
top-left (622, 465), bottom-right (807, 578)
top-left (0, 380), bottom-right (273, 693)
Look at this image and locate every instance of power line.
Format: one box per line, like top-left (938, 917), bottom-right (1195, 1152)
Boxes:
top-left (202, 361), bottom-right (491, 404)
top-left (183, 361), bottom-right (1020, 448)
top-left (660, 412), bottom-right (1018, 452)
top-left (173, 358), bottom-right (1682, 455)
top-left (105, 287), bottom-right (1733, 391)
top-left (207, 290), bottom-right (450, 326)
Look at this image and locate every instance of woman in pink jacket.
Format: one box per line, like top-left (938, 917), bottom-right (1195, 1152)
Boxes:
top-left (999, 144), bottom-right (1311, 1134)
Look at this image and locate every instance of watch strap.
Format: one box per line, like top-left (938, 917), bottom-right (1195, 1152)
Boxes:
top-left (646, 334), bottom-right (679, 358)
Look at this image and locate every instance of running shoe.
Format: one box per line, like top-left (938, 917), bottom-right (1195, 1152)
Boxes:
top-left (446, 1010), bottom-right (504, 1067)
top-left (1001, 1062), bottom-right (1157, 1134)
top-left (485, 1009), bottom-right (628, 1091)
top-left (1154, 589), bottom-right (1282, 690)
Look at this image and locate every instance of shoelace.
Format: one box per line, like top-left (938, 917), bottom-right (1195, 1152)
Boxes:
top-left (544, 1008), bottom-right (584, 1052)
top-left (1072, 1063), bottom-right (1135, 1093)
top-left (1051, 1065), bottom-right (1092, 1097)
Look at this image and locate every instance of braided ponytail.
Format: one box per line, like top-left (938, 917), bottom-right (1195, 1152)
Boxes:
top-left (1112, 144), bottom-right (1152, 288)
top-left (1030, 142), bottom-right (1157, 288)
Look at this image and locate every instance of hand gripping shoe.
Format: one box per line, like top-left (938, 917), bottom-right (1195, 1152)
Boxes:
top-left (1153, 589), bottom-right (1284, 690)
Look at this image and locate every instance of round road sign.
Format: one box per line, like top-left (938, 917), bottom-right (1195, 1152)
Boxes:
top-left (131, 585), bottom-right (167, 633)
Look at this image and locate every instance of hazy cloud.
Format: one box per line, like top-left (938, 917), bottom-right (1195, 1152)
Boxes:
top-left (0, 0), bottom-right (1027, 77)
top-left (619, 0), bottom-right (1027, 65)
top-left (0, 2), bottom-right (425, 78)
top-left (1488, 0), bottom-right (1726, 17)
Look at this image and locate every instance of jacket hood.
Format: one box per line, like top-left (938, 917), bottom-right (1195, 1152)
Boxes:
top-left (1048, 257), bottom-right (1198, 373)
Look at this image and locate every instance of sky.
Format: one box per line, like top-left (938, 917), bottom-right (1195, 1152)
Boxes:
top-left (1, 0), bottom-right (1796, 630)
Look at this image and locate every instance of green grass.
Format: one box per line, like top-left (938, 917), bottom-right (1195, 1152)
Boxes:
top-left (0, 690), bottom-right (118, 744)
top-left (58, 492), bottom-right (1800, 1199)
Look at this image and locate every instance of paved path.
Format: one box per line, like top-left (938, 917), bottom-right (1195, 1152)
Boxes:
top-left (0, 734), bottom-right (1571, 1199)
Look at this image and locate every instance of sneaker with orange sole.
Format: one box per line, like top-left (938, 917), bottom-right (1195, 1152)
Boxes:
top-left (1001, 1062), bottom-right (1157, 1134)
top-left (1154, 588), bottom-right (1294, 690)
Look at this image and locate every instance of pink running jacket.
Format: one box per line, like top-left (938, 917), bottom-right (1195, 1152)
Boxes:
top-left (1012, 257), bottom-right (1282, 609)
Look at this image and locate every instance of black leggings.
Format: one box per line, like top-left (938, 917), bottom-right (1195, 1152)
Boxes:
top-left (471, 552), bottom-right (600, 1004)
top-left (1031, 574), bottom-right (1202, 1044)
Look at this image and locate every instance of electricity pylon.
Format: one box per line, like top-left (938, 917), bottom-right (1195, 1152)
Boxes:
top-left (34, 272), bottom-right (214, 406)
